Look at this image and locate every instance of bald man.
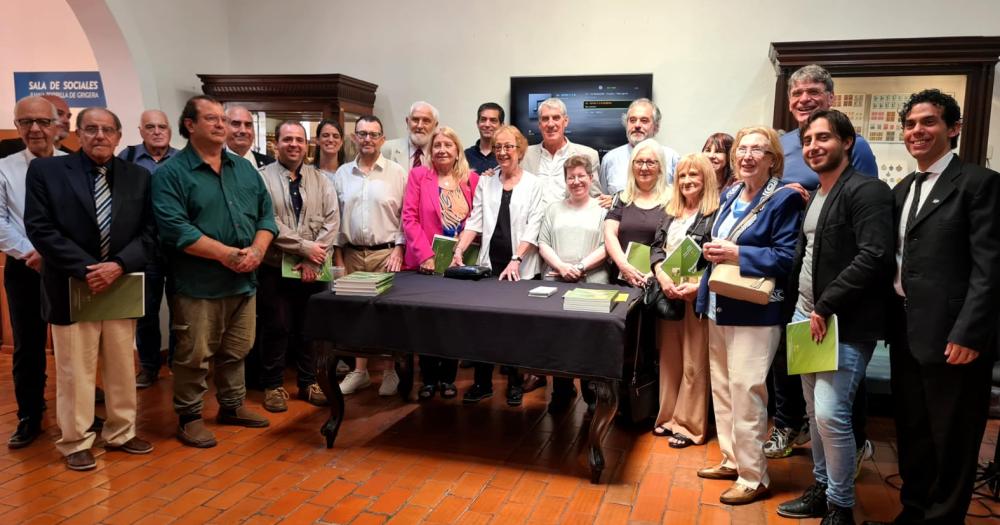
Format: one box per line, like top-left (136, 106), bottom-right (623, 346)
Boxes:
top-left (119, 109), bottom-right (180, 388)
top-left (0, 96), bottom-right (64, 448)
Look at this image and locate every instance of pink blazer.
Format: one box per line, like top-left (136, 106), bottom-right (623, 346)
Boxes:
top-left (402, 166), bottom-right (480, 270)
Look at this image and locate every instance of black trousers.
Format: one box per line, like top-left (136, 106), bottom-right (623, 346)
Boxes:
top-left (770, 330), bottom-right (868, 445)
top-left (256, 264), bottom-right (324, 389)
top-left (4, 258), bottom-right (48, 421)
top-left (136, 258), bottom-right (172, 373)
top-left (419, 356), bottom-right (457, 385)
top-left (889, 303), bottom-right (993, 524)
top-left (473, 363), bottom-right (521, 388)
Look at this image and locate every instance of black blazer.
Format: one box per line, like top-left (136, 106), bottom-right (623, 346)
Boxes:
top-left (649, 210), bottom-right (716, 268)
top-left (788, 167), bottom-right (894, 342)
top-left (894, 155), bottom-right (1000, 363)
top-left (24, 152), bottom-right (156, 325)
top-left (252, 150), bottom-right (275, 169)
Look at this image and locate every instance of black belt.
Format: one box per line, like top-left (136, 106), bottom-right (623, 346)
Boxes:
top-left (345, 242), bottom-right (395, 251)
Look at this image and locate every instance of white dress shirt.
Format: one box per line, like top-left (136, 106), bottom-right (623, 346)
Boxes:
top-left (894, 151), bottom-right (953, 296)
top-left (331, 155), bottom-right (408, 247)
top-left (0, 148), bottom-right (68, 258)
top-left (599, 142), bottom-right (680, 194)
top-left (465, 169), bottom-right (544, 277)
top-left (522, 139), bottom-right (601, 207)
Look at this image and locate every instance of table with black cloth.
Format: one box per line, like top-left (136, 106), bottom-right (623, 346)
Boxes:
top-left (304, 271), bottom-right (641, 483)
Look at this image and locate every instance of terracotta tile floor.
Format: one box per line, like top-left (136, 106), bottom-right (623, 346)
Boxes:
top-left (0, 354), bottom-right (997, 524)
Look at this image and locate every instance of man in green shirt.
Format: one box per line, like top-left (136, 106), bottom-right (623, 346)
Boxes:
top-left (153, 95), bottom-right (277, 448)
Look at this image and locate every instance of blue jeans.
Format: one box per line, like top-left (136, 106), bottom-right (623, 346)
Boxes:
top-left (792, 310), bottom-right (874, 508)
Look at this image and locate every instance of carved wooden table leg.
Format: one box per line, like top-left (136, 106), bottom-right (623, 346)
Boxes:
top-left (587, 379), bottom-right (620, 483)
top-left (395, 353), bottom-right (414, 401)
top-left (314, 342), bottom-right (344, 448)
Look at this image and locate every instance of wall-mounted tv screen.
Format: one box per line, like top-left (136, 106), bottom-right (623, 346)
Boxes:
top-left (510, 73), bottom-right (653, 157)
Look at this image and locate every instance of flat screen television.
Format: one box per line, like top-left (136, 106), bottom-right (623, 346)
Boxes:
top-left (509, 73), bottom-right (653, 157)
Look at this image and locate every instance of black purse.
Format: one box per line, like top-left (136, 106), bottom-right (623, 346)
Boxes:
top-left (443, 265), bottom-right (492, 280)
top-left (643, 277), bottom-right (686, 320)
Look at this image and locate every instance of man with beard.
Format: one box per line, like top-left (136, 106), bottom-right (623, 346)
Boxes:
top-left (777, 109), bottom-right (892, 525)
top-left (464, 102), bottom-right (504, 175)
top-left (225, 105), bottom-right (275, 169)
top-left (599, 98), bottom-right (680, 196)
top-left (767, 64), bottom-right (879, 464)
top-left (522, 97), bottom-right (601, 207)
top-left (382, 101), bottom-right (438, 170)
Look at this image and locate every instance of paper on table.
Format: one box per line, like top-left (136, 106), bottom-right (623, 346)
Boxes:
top-left (786, 314), bottom-right (839, 375)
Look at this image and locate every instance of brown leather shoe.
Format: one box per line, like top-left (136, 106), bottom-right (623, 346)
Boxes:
top-left (217, 406), bottom-right (270, 428)
top-left (65, 449), bottom-right (96, 471)
top-left (178, 419), bottom-right (217, 448)
top-left (697, 463), bottom-right (739, 480)
top-left (106, 436), bottom-right (153, 454)
top-left (719, 482), bottom-right (770, 505)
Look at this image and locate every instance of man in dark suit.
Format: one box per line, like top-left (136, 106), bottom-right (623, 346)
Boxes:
top-left (25, 107), bottom-right (157, 471)
top-left (881, 89), bottom-right (1000, 524)
top-left (225, 105), bottom-right (274, 168)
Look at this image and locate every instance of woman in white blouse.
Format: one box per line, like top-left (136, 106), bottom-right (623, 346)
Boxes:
top-left (538, 154), bottom-right (608, 284)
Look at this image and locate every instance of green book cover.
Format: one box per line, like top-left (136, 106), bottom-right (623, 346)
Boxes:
top-left (660, 236), bottom-right (703, 284)
top-left (69, 272), bottom-right (145, 322)
top-left (336, 271), bottom-right (394, 284)
top-left (621, 241), bottom-right (651, 280)
top-left (431, 234), bottom-right (479, 274)
top-left (564, 288), bottom-right (621, 301)
top-left (786, 314), bottom-right (839, 375)
top-left (281, 253), bottom-right (333, 282)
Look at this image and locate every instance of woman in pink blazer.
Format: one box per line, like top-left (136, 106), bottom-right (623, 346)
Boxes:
top-left (401, 126), bottom-right (480, 399)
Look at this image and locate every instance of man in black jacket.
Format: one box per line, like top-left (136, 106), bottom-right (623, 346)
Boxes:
top-left (777, 110), bottom-right (893, 525)
top-left (879, 90), bottom-right (1000, 524)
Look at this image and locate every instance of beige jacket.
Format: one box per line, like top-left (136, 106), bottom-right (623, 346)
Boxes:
top-left (259, 162), bottom-right (340, 268)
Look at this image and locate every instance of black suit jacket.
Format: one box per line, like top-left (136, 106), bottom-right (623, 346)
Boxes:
top-left (789, 167), bottom-right (894, 342)
top-left (893, 155), bottom-right (1000, 363)
top-left (24, 152), bottom-right (156, 325)
top-left (252, 150), bottom-right (275, 169)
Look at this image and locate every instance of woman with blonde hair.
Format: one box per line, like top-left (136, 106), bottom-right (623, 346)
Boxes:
top-left (648, 153), bottom-right (720, 448)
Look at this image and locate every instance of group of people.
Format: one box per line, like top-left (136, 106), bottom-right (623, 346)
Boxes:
top-left (0, 62), bottom-right (994, 525)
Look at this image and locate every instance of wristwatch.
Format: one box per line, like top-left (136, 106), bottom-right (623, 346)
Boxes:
top-left (574, 263), bottom-right (586, 273)
top-left (511, 255), bottom-right (522, 262)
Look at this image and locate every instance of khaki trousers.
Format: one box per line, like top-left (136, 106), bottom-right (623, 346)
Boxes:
top-left (52, 319), bottom-right (137, 456)
top-left (655, 301), bottom-right (710, 444)
top-left (707, 320), bottom-right (780, 488)
top-left (171, 294), bottom-right (256, 416)
top-left (342, 247), bottom-right (393, 274)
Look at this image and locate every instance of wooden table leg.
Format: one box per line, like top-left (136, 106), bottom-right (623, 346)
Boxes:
top-left (395, 353), bottom-right (414, 401)
top-left (587, 379), bottom-right (619, 483)
top-left (314, 342), bottom-right (344, 448)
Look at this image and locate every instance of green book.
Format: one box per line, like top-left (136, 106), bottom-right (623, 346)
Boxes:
top-left (69, 272), bottom-right (145, 322)
top-left (281, 252), bottom-right (333, 282)
top-left (563, 288), bottom-right (621, 301)
top-left (431, 234), bottom-right (479, 274)
top-left (660, 236), bottom-right (703, 284)
top-left (620, 241), bottom-right (651, 280)
top-left (786, 314), bottom-right (839, 375)
top-left (335, 271), bottom-right (394, 284)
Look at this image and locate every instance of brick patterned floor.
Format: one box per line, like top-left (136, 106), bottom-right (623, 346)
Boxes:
top-left (0, 354), bottom-right (997, 524)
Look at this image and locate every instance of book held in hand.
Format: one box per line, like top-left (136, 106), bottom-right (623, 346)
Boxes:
top-left (69, 272), bottom-right (145, 322)
top-left (620, 241), bottom-right (651, 281)
top-left (786, 314), bottom-right (839, 375)
top-left (281, 253), bottom-right (333, 282)
top-left (431, 234), bottom-right (479, 274)
top-left (333, 271), bottom-right (394, 296)
top-left (660, 236), bottom-right (703, 284)
top-left (563, 288), bottom-right (620, 313)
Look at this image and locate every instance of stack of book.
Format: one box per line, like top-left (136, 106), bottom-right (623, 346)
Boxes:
top-left (563, 288), bottom-right (620, 313)
top-left (333, 271), bottom-right (394, 296)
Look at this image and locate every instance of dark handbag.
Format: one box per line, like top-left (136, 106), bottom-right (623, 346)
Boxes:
top-left (443, 265), bottom-right (492, 280)
top-left (643, 277), bottom-right (685, 321)
top-left (623, 310), bottom-right (659, 423)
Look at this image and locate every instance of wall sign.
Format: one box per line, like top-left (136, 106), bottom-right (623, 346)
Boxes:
top-left (13, 71), bottom-right (106, 107)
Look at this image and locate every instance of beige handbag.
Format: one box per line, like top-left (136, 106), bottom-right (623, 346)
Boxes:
top-left (708, 262), bottom-right (774, 305)
top-left (707, 182), bottom-right (787, 306)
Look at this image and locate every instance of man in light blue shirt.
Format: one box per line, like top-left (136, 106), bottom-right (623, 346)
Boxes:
top-left (118, 109), bottom-right (179, 388)
top-left (599, 98), bottom-right (680, 196)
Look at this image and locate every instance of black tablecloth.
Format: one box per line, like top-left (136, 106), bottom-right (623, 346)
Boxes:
top-left (304, 272), bottom-right (641, 380)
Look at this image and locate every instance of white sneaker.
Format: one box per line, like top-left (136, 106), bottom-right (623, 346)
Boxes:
top-left (378, 369), bottom-right (399, 396)
top-left (339, 369), bottom-right (370, 394)
top-left (854, 439), bottom-right (874, 479)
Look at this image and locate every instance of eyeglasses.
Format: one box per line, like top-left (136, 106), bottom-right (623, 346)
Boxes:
top-left (80, 126), bottom-right (119, 137)
top-left (734, 147), bottom-right (771, 159)
top-left (355, 131), bottom-right (383, 139)
top-left (790, 87), bottom-right (827, 99)
top-left (493, 144), bottom-right (518, 153)
top-left (565, 174), bottom-right (591, 182)
top-left (16, 118), bottom-right (54, 128)
top-left (632, 159), bottom-right (660, 168)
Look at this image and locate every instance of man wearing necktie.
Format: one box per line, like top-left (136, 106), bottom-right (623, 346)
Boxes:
top-left (25, 107), bottom-right (157, 471)
top-left (381, 101), bottom-right (438, 170)
top-left (876, 89), bottom-right (1000, 524)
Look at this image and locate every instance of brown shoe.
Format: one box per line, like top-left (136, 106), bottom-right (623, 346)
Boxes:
top-left (263, 387), bottom-right (290, 413)
top-left (522, 374), bottom-right (547, 393)
top-left (299, 383), bottom-right (328, 407)
top-left (697, 463), bottom-right (739, 480)
top-left (217, 406), bottom-right (270, 428)
top-left (66, 449), bottom-right (96, 471)
top-left (178, 419), bottom-right (217, 448)
top-left (106, 436), bottom-right (153, 454)
top-left (719, 482), bottom-right (770, 505)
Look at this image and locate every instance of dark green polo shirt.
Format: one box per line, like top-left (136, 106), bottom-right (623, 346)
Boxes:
top-left (152, 144), bottom-right (277, 298)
